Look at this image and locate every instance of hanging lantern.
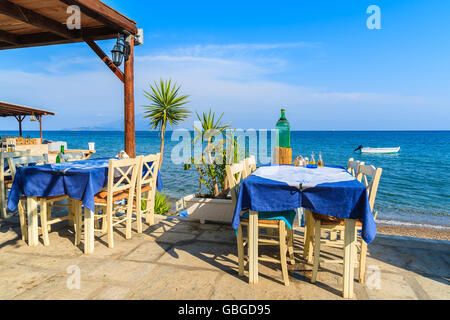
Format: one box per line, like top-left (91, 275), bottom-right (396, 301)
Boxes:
top-left (111, 33), bottom-right (130, 67)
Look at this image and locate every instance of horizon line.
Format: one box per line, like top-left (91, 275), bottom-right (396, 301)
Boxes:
top-left (1, 129), bottom-right (449, 132)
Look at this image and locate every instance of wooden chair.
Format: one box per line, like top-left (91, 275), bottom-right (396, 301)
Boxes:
top-left (347, 158), bottom-right (365, 178)
top-left (309, 163), bottom-right (382, 296)
top-left (226, 162), bottom-right (295, 286)
top-left (243, 156), bottom-right (257, 178)
top-left (0, 150), bottom-right (31, 218)
top-left (93, 157), bottom-right (140, 248)
top-left (135, 153), bottom-right (161, 232)
top-left (60, 152), bottom-right (86, 162)
top-left (10, 155), bottom-right (70, 245)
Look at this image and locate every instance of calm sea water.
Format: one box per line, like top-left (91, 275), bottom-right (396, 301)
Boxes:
top-left (2, 130), bottom-right (449, 229)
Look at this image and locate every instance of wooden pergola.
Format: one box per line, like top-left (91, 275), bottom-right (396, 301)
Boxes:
top-left (0, 101), bottom-right (55, 140)
top-left (0, 0), bottom-right (141, 157)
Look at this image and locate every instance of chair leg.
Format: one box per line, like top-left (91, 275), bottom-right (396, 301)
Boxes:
top-left (279, 221), bottom-right (289, 286)
top-left (67, 199), bottom-right (74, 227)
top-left (359, 240), bottom-right (368, 284)
top-left (330, 231), bottom-right (337, 241)
top-left (0, 182), bottom-right (7, 219)
top-left (74, 204), bottom-right (82, 246)
top-left (237, 224), bottom-right (245, 276)
top-left (107, 208), bottom-right (114, 249)
top-left (311, 219), bottom-right (321, 283)
top-left (146, 192), bottom-right (155, 226)
top-left (125, 202), bottom-right (132, 240)
top-left (94, 206), bottom-right (101, 230)
top-left (18, 200), bottom-right (27, 241)
top-left (40, 199), bottom-right (50, 246)
top-left (303, 210), bottom-right (314, 264)
top-left (136, 191), bottom-right (143, 233)
top-left (287, 228), bottom-right (295, 265)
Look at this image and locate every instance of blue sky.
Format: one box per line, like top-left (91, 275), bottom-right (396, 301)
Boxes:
top-left (0, 0), bottom-right (449, 131)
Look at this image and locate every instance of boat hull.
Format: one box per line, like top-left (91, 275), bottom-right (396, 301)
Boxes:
top-left (360, 147), bottom-right (400, 154)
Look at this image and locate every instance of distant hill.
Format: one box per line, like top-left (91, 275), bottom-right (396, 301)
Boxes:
top-left (64, 113), bottom-right (194, 131)
top-left (65, 114), bottom-right (151, 131)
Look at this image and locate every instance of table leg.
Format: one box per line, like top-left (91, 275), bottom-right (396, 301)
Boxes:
top-left (248, 210), bottom-right (259, 284)
top-left (343, 219), bottom-right (356, 299)
top-left (83, 205), bottom-right (95, 255)
top-left (26, 197), bottom-right (39, 247)
top-left (303, 209), bottom-right (314, 263)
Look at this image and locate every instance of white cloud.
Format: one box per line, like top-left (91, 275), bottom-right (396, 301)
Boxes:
top-left (0, 42), bottom-right (445, 130)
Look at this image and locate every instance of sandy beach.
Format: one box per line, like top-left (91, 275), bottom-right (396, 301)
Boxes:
top-left (377, 224), bottom-right (450, 241)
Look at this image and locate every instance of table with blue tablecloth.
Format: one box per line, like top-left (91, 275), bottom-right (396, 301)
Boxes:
top-left (7, 158), bottom-right (163, 253)
top-left (232, 165), bottom-right (375, 289)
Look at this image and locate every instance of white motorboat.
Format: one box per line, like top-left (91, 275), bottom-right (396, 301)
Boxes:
top-left (354, 145), bottom-right (400, 154)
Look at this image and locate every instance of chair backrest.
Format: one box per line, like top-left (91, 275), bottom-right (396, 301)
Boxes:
top-left (356, 164), bottom-right (383, 212)
top-left (8, 154), bottom-right (49, 176)
top-left (136, 153), bottom-right (161, 194)
top-left (225, 161), bottom-right (245, 205)
top-left (347, 158), bottom-right (365, 180)
top-left (105, 157), bottom-right (140, 207)
top-left (1, 150), bottom-right (32, 178)
top-left (60, 152), bottom-right (86, 162)
top-left (243, 156), bottom-right (257, 179)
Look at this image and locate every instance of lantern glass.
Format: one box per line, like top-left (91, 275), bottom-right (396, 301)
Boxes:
top-left (111, 41), bottom-right (125, 66)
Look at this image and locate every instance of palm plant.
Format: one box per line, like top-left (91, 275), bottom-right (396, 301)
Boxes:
top-left (193, 109), bottom-right (230, 197)
top-left (143, 79), bottom-right (191, 169)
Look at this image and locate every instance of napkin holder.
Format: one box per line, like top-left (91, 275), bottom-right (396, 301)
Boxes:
top-left (273, 147), bottom-right (292, 165)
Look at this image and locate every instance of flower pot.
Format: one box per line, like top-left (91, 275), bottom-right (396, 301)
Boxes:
top-left (182, 194), bottom-right (234, 224)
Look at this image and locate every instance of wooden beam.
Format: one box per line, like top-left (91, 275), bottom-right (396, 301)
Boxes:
top-left (0, 26), bottom-right (117, 50)
top-left (85, 39), bottom-right (124, 83)
top-left (0, 0), bottom-right (74, 39)
top-left (59, 0), bottom-right (138, 35)
top-left (0, 29), bottom-right (18, 44)
top-left (124, 35), bottom-right (135, 157)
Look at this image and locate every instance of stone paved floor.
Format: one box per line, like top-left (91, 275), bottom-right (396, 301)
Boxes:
top-left (0, 215), bottom-right (449, 300)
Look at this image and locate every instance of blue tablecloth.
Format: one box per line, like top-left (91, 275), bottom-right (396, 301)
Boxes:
top-left (7, 158), bottom-right (163, 213)
top-left (232, 165), bottom-right (377, 244)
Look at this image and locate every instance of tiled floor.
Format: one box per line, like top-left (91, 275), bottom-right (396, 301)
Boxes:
top-left (0, 214), bottom-right (448, 300)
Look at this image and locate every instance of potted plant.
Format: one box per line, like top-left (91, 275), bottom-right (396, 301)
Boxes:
top-left (181, 109), bottom-right (241, 224)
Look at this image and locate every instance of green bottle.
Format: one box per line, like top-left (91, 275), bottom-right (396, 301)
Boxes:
top-left (276, 108), bottom-right (291, 148)
top-left (56, 145), bottom-right (65, 163)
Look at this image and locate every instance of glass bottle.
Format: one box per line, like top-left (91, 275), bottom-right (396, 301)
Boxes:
top-left (276, 109), bottom-right (291, 148)
top-left (317, 152), bottom-right (324, 167)
top-left (56, 145), bottom-right (65, 163)
top-left (309, 152), bottom-right (316, 166)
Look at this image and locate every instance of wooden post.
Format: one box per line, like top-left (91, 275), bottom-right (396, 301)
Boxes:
top-left (273, 146), bottom-right (292, 165)
top-left (15, 115), bottom-right (25, 137)
top-left (38, 115), bottom-right (43, 143)
top-left (124, 35), bottom-right (136, 158)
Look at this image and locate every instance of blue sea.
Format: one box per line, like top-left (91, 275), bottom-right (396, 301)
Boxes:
top-left (2, 130), bottom-right (449, 229)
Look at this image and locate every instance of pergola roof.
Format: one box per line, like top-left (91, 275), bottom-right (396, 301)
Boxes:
top-left (0, 101), bottom-right (55, 117)
top-left (0, 0), bottom-right (138, 50)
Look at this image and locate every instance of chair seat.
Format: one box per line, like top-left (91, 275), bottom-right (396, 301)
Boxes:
top-left (241, 210), bottom-right (297, 229)
top-left (312, 212), bottom-right (362, 227)
top-left (94, 190), bottom-right (130, 204)
top-left (140, 185), bottom-right (152, 193)
top-left (3, 177), bottom-right (13, 184)
top-left (19, 195), bottom-right (67, 201)
top-left (241, 217), bottom-right (280, 225)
